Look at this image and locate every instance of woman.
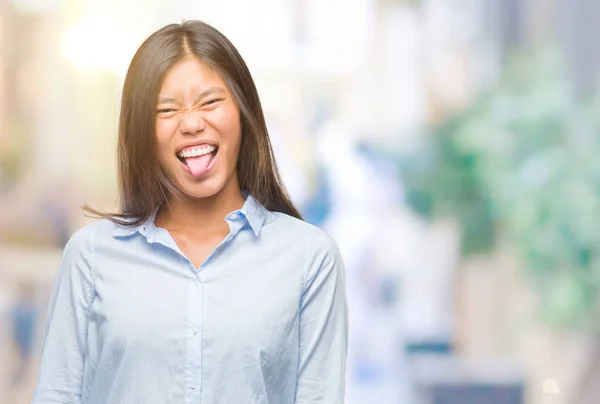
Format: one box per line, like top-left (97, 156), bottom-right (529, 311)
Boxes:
top-left (32, 21), bottom-right (347, 403)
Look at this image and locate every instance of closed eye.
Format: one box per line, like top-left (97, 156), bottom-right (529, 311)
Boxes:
top-left (203, 98), bottom-right (223, 107)
top-left (157, 108), bottom-right (177, 114)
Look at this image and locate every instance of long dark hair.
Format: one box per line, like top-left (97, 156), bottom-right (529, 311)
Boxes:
top-left (86, 20), bottom-right (302, 226)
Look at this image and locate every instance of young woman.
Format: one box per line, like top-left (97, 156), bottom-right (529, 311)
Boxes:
top-left (32, 20), bottom-right (348, 403)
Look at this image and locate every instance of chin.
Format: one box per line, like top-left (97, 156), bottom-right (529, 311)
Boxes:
top-left (178, 182), bottom-right (224, 200)
top-left (173, 172), bottom-right (237, 200)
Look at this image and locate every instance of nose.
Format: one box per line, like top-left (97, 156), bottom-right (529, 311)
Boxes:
top-left (179, 108), bottom-right (206, 135)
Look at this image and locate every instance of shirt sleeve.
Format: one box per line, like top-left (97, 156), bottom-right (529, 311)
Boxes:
top-left (295, 229), bottom-right (349, 403)
top-left (32, 225), bottom-right (95, 404)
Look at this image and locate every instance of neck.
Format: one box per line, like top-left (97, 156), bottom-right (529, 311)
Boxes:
top-left (156, 185), bottom-right (246, 236)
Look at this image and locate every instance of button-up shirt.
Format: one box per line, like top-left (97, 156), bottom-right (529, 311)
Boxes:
top-left (32, 195), bottom-right (348, 403)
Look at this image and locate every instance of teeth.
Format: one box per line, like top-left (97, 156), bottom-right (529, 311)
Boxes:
top-left (178, 145), bottom-right (216, 158)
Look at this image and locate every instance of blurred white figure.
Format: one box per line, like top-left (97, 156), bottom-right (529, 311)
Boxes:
top-left (315, 115), bottom-right (408, 404)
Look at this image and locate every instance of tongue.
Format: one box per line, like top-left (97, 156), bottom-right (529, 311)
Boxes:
top-left (185, 154), bottom-right (212, 177)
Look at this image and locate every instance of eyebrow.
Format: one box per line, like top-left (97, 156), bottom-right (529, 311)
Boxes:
top-left (157, 87), bottom-right (226, 104)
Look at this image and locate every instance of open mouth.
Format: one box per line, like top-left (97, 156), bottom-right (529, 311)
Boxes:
top-left (176, 144), bottom-right (219, 177)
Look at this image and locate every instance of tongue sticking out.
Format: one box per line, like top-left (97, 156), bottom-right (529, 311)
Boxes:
top-left (185, 153), bottom-right (213, 177)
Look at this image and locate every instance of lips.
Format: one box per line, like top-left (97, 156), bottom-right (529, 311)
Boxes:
top-left (177, 144), bottom-right (217, 161)
top-left (176, 143), bottom-right (219, 178)
top-left (176, 141), bottom-right (218, 158)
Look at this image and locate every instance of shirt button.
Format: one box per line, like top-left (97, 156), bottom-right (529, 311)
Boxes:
top-left (192, 328), bottom-right (198, 335)
top-left (229, 213), bottom-right (238, 220)
top-left (189, 382), bottom-right (197, 390)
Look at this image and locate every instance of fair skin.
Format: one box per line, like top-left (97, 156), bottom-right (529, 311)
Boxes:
top-left (153, 57), bottom-right (245, 268)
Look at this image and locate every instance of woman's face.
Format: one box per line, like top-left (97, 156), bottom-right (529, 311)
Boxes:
top-left (155, 57), bottom-right (241, 200)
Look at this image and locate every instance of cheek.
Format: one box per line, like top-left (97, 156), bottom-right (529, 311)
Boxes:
top-left (155, 121), bottom-right (176, 166)
top-left (155, 120), bottom-right (173, 144)
top-left (223, 125), bottom-right (241, 165)
top-left (217, 112), bottom-right (241, 156)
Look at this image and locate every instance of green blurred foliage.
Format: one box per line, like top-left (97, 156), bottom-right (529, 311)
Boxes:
top-left (400, 51), bottom-right (600, 330)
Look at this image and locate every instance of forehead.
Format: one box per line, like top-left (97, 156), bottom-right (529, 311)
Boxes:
top-left (159, 57), bottom-right (227, 96)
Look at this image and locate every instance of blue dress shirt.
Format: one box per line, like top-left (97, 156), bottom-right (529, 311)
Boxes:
top-left (32, 195), bottom-right (348, 403)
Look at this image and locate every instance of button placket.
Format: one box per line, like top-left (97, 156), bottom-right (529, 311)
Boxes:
top-left (186, 266), bottom-right (203, 403)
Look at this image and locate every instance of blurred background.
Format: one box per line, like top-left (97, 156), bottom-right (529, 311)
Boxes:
top-left (1, 0), bottom-right (600, 403)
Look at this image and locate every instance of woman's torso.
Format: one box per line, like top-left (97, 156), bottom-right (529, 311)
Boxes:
top-left (81, 207), bottom-right (316, 404)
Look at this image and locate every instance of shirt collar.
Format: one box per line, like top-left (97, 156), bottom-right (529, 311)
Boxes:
top-left (111, 194), bottom-right (268, 239)
top-left (111, 207), bottom-right (159, 239)
top-left (240, 194), bottom-right (268, 237)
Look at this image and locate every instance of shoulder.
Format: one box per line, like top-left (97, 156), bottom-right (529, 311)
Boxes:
top-left (64, 221), bottom-right (96, 252)
top-left (63, 218), bottom-right (119, 257)
top-left (305, 226), bottom-right (343, 271)
top-left (267, 212), bottom-right (342, 265)
top-left (266, 212), bottom-right (324, 240)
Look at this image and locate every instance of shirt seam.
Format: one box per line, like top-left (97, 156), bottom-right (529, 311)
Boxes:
top-left (81, 222), bottom-right (96, 403)
top-left (301, 229), bottom-right (319, 294)
top-left (88, 222), bottom-right (97, 312)
top-left (295, 228), bottom-right (319, 401)
top-left (200, 282), bottom-right (205, 398)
